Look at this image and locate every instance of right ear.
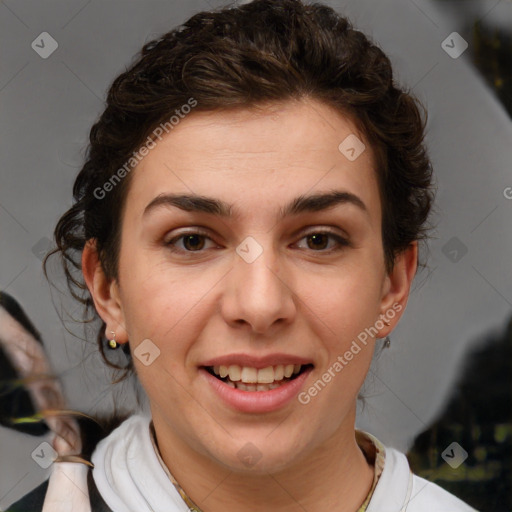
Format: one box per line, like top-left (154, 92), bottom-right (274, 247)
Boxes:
top-left (81, 240), bottom-right (128, 344)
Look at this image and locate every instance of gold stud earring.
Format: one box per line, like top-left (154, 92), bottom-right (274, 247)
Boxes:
top-left (108, 331), bottom-right (119, 349)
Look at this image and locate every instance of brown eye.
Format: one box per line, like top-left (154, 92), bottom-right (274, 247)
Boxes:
top-left (296, 230), bottom-right (349, 253)
top-left (306, 233), bottom-right (329, 250)
top-left (181, 234), bottom-right (206, 251)
top-left (165, 230), bottom-right (215, 253)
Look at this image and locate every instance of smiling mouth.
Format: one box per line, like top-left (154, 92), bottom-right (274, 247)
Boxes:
top-left (203, 364), bottom-right (314, 391)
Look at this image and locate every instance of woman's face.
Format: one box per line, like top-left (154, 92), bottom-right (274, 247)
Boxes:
top-left (88, 98), bottom-right (415, 473)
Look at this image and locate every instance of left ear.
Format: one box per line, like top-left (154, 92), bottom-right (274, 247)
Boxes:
top-left (377, 241), bottom-right (418, 337)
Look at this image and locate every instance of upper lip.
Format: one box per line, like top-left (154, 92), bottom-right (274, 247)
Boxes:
top-left (200, 353), bottom-right (314, 369)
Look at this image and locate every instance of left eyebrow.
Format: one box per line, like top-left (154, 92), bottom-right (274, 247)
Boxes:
top-left (143, 190), bottom-right (368, 220)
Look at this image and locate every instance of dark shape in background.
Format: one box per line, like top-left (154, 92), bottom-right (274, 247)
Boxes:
top-left (407, 315), bottom-right (512, 511)
top-left (472, 21), bottom-right (512, 117)
top-left (435, 0), bottom-right (512, 117)
top-left (407, 7), bottom-right (512, 507)
top-left (0, 292), bottom-right (49, 436)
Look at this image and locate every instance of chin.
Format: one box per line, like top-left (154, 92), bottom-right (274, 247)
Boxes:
top-left (205, 430), bottom-right (313, 475)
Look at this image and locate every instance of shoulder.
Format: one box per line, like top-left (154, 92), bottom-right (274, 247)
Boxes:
top-left (367, 443), bottom-right (478, 512)
top-left (5, 414), bottom-right (128, 512)
top-left (409, 473), bottom-right (479, 511)
top-left (6, 471), bottom-right (114, 512)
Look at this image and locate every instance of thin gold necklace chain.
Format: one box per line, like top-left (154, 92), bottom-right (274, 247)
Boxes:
top-left (150, 422), bottom-right (203, 511)
top-left (149, 422), bottom-right (381, 512)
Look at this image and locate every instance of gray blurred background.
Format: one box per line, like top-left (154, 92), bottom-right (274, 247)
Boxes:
top-left (1, 0), bottom-right (511, 508)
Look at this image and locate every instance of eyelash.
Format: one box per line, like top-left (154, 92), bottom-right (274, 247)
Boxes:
top-left (164, 229), bottom-right (350, 255)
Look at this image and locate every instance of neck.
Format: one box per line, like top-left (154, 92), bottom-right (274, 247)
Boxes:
top-left (152, 408), bottom-right (375, 512)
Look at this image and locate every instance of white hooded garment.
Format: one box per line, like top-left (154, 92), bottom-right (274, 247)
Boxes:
top-left (48, 414), bottom-right (477, 512)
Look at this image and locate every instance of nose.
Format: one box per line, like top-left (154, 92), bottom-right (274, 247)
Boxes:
top-left (220, 238), bottom-right (297, 335)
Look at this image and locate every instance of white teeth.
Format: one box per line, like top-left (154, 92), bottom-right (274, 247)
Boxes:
top-left (257, 366), bottom-right (275, 383)
top-left (236, 381), bottom-right (285, 391)
top-left (228, 365), bottom-right (241, 381)
top-left (240, 367), bottom-right (258, 383)
top-left (283, 364), bottom-right (294, 378)
top-left (274, 365), bottom-right (284, 380)
top-left (210, 364), bottom-right (305, 385)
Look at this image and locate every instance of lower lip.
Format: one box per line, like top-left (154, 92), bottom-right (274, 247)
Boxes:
top-left (200, 367), bottom-right (313, 413)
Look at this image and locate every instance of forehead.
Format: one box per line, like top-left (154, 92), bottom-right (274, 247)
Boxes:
top-left (124, 99), bottom-right (381, 225)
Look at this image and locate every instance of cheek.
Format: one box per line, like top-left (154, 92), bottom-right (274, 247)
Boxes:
top-left (305, 269), bottom-right (381, 399)
top-left (120, 270), bottom-right (202, 406)
top-left (312, 260), bottom-right (384, 329)
top-left (117, 256), bottom-right (217, 367)
top-left (303, 266), bottom-right (384, 396)
top-left (117, 243), bottom-right (179, 334)
top-left (121, 276), bottom-right (193, 343)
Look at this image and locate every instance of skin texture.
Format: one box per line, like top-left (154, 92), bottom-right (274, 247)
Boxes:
top-left (82, 98), bottom-right (417, 511)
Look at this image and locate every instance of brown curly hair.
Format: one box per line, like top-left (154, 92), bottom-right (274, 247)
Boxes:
top-left (44, 0), bottom-right (434, 376)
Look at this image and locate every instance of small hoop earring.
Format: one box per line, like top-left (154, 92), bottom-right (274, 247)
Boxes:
top-left (108, 331), bottom-right (119, 350)
top-left (384, 336), bottom-right (391, 348)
